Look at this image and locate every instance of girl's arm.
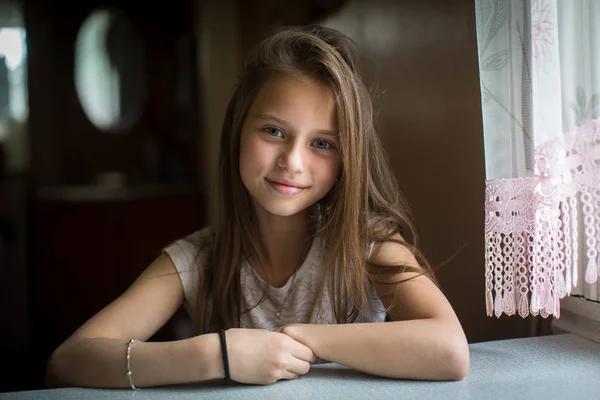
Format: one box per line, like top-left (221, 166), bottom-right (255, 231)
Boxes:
top-left (46, 335), bottom-right (224, 388)
top-left (280, 234), bottom-right (470, 381)
top-left (45, 254), bottom-right (224, 388)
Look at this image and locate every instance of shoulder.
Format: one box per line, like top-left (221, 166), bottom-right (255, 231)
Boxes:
top-left (166, 226), bottom-right (215, 250)
top-left (180, 226), bottom-right (216, 250)
top-left (368, 233), bottom-right (423, 274)
top-left (162, 226), bottom-right (215, 272)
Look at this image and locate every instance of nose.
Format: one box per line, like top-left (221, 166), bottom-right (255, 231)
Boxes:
top-left (277, 141), bottom-right (305, 173)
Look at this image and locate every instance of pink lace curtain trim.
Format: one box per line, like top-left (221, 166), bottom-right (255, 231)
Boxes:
top-left (485, 118), bottom-right (600, 318)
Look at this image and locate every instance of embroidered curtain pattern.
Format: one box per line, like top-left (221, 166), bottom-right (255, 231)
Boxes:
top-left (475, 0), bottom-right (600, 318)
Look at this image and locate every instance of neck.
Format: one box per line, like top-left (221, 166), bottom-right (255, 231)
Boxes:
top-left (252, 207), bottom-right (314, 285)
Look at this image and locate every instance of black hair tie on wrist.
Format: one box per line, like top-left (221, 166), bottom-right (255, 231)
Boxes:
top-left (219, 329), bottom-right (231, 381)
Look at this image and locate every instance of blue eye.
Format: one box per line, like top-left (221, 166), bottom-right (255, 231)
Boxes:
top-left (266, 127), bottom-right (283, 137)
top-left (313, 139), bottom-right (332, 150)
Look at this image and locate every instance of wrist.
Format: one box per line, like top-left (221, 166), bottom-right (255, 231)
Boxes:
top-left (219, 329), bottom-right (231, 381)
top-left (194, 333), bottom-right (225, 381)
top-left (283, 324), bottom-right (319, 353)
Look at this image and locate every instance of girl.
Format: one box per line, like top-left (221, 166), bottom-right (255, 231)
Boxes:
top-left (45, 25), bottom-right (469, 389)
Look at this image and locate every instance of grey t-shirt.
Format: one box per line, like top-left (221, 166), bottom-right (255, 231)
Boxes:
top-left (162, 228), bottom-right (387, 332)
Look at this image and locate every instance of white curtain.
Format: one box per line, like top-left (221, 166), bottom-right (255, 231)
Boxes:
top-left (475, 0), bottom-right (600, 320)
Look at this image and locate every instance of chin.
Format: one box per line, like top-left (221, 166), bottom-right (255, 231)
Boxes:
top-left (263, 205), bottom-right (306, 217)
top-left (257, 199), bottom-right (312, 218)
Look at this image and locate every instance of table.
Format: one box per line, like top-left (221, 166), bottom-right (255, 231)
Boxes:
top-left (2, 333), bottom-right (599, 400)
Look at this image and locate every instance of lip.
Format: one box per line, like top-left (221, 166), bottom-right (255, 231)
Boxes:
top-left (268, 178), bottom-right (307, 189)
top-left (266, 178), bottom-right (307, 195)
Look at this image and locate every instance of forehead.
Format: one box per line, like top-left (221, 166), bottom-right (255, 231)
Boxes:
top-left (246, 73), bottom-right (337, 129)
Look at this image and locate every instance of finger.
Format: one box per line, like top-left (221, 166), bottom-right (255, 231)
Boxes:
top-left (289, 341), bottom-right (317, 363)
top-left (285, 356), bottom-right (312, 376)
top-left (279, 370), bottom-right (299, 380)
top-left (299, 351), bottom-right (318, 364)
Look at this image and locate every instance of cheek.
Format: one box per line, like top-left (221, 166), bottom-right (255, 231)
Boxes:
top-left (239, 134), bottom-right (258, 168)
top-left (318, 158), bottom-right (342, 188)
top-left (239, 135), bottom-right (275, 179)
top-left (244, 142), bottom-right (267, 169)
top-left (330, 156), bottom-right (342, 178)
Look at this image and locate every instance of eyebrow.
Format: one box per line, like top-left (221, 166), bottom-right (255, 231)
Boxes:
top-left (255, 114), bottom-right (338, 137)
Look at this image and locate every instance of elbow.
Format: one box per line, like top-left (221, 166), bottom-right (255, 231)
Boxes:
top-left (45, 350), bottom-right (61, 388)
top-left (441, 337), bottom-right (470, 381)
top-left (45, 347), bottom-right (67, 388)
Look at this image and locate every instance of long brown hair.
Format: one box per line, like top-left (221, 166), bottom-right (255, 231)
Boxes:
top-left (195, 25), bottom-right (436, 334)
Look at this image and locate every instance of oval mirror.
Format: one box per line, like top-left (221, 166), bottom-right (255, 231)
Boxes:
top-left (74, 8), bottom-right (146, 133)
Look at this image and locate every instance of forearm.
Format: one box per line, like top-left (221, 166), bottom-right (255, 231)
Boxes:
top-left (286, 319), bottom-right (469, 381)
top-left (45, 335), bottom-right (224, 388)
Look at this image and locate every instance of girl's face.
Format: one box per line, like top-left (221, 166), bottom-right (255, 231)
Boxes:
top-left (239, 74), bottom-right (341, 219)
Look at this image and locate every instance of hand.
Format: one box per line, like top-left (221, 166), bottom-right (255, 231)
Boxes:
top-left (224, 328), bottom-right (318, 385)
top-left (276, 324), bottom-right (311, 349)
top-left (276, 324), bottom-right (324, 361)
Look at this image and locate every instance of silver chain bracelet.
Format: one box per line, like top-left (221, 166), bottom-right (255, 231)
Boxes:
top-left (126, 339), bottom-right (141, 390)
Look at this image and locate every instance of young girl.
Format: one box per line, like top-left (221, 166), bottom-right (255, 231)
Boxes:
top-left (45, 25), bottom-right (469, 389)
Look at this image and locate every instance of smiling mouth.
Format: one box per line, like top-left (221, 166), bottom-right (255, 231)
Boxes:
top-left (266, 179), bottom-right (306, 195)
